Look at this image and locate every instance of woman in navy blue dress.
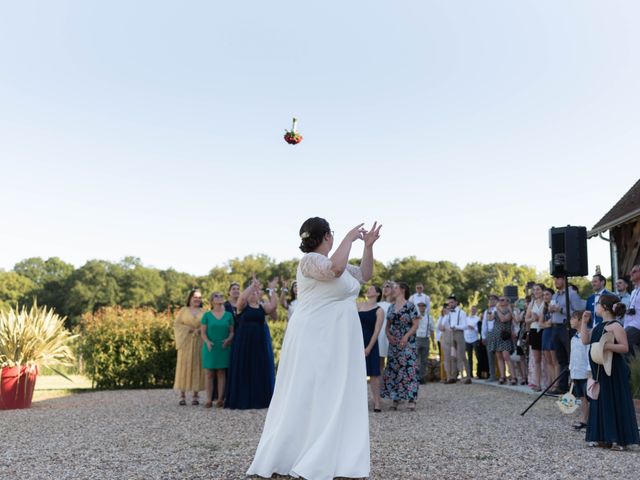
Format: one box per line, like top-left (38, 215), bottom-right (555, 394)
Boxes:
top-left (357, 285), bottom-right (384, 412)
top-left (225, 277), bottom-right (278, 410)
top-left (580, 294), bottom-right (639, 450)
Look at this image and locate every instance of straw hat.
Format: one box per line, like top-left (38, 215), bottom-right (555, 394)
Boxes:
top-left (590, 331), bottom-right (615, 376)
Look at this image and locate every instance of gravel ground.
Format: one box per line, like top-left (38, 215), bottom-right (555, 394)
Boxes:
top-left (1, 383), bottom-right (638, 480)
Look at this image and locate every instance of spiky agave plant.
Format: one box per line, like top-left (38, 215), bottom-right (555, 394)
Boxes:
top-left (0, 303), bottom-right (77, 378)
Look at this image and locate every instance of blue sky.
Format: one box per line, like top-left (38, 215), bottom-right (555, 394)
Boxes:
top-left (1, 1), bottom-right (638, 277)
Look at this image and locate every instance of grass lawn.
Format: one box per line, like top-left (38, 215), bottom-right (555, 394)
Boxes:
top-left (32, 374), bottom-right (93, 402)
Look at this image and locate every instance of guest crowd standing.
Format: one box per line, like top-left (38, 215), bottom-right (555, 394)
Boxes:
top-left (170, 253), bottom-right (639, 452)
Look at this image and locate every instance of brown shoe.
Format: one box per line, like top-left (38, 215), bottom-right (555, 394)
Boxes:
top-left (463, 378), bottom-right (472, 384)
top-left (215, 399), bottom-right (224, 408)
top-left (204, 401), bottom-right (213, 408)
top-left (446, 379), bottom-right (457, 384)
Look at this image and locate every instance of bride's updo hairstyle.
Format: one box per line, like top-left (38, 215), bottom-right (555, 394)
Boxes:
top-left (599, 293), bottom-right (627, 318)
top-left (299, 217), bottom-right (331, 253)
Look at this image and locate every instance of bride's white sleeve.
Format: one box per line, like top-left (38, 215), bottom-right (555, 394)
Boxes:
top-left (300, 253), bottom-right (336, 281)
top-left (345, 264), bottom-right (364, 284)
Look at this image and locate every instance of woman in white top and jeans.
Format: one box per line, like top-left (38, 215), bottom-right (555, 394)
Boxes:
top-left (525, 284), bottom-right (545, 392)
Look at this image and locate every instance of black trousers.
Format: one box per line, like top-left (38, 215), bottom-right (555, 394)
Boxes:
top-left (551, 325), bottom-right (570, 392)
top-left (465, 340), bottom-right (481, 378)
top-left (476, 341), bottom-right (490, 378)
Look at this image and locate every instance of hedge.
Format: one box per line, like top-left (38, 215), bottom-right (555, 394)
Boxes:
top-left (76, 307), bottom-right (176, 389)
top-left (269, 320), bottom-right (287, 365)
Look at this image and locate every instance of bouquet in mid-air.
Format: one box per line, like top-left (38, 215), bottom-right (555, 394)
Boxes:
top-left (284, 117), bottom-right (303, 145)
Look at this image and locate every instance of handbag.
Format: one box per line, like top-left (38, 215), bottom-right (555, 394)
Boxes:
top-left (500, 329), bottom-right (511, 341)
top-left (587, 366), bottom-right (600, 400)
top-left (556, 381), bottom-right (579, 414)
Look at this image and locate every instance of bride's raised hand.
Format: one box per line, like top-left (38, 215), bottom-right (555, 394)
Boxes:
top-left (363, 221), bottom-right (382, 248)
top-left (345, 223), bottom-right (366, 243)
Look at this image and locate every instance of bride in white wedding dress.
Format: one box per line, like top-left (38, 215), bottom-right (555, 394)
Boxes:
top-left (247, 217), bottom-right (382, 480)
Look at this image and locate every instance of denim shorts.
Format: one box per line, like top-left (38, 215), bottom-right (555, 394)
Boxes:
top-left (541, 328), bottom-right (554, 351)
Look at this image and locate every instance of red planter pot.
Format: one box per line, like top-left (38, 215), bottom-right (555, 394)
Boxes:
top-left (0, 365), bottom-right (39, 410)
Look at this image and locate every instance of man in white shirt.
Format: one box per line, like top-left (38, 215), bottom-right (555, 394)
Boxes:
top-left (439, 295), bottom-right (471, 384)
top-left (625, 265), bottom-right (640, 358)
top-left (409, 283), bottom-right (430, 318)
top-left (481, 294), bottom-right (498, 381)
top-left (464, 305), bottom-right (480, 379)
top-left (616, 277), bottom-right (631, 307)
top-left (416, 301), bottom-right (435, 384)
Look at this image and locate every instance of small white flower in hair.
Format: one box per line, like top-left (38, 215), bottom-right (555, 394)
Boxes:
top-left (300, 232), bottom-right (310, 239)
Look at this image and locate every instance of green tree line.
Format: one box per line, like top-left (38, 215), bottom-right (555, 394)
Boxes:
top-left (0, 254), bottom-right (592, 327)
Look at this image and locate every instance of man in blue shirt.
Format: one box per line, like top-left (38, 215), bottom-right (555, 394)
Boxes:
top-left (548, 275), bottom-right (585, 394)
top-left (585, 274), bottom-right (612, 327)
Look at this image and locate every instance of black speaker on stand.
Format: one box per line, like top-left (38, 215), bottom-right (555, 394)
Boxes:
top-left (549, 226), bottom-right (588, 278)
top-left (548, 225), bottom-right (588, 396)
top-left (503, 285), bottom-right (519, 304)
top-left (549, 225), bottom-right (588, 324)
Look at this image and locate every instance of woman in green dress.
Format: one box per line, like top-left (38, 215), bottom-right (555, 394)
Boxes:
top-left (200, 291), bottom-right (235, 408)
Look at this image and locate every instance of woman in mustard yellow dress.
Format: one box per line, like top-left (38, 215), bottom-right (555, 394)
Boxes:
top-left (173, 288), bottom-right (205, 405)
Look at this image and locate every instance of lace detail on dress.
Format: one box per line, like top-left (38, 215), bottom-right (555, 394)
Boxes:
top-left (345, 264), bottom-right (364, 284)
top-left (300, 253), bottom-right (336, 281)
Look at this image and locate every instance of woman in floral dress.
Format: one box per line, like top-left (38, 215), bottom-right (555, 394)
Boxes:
top-left (381, 281), bottom-right (420, 411)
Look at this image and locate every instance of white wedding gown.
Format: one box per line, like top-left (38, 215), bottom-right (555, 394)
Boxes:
top-left (247, 253), bottom-right (370, 480)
